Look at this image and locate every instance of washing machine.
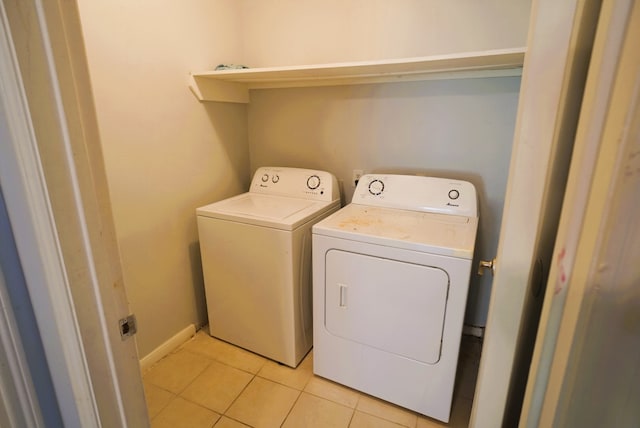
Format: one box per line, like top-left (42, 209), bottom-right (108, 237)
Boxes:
top-left (312, 174), bottom-right (478, 422)
top-left (197, 166), bottom-right (340, 367)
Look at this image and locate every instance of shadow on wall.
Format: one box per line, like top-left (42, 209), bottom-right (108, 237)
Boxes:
top-left (201, 101), bottom-right (250, 197)
top-left (189, 240), bottom-right (207, 326)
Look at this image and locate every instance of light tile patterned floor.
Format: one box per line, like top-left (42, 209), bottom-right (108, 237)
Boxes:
top-left (143, 329), bottom-right (481, 428)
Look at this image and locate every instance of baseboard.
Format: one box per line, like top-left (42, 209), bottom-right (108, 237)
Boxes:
top-left (463, 324), bottom-right (485, 338)
top-left (139, 324), bottom-right (196, 373)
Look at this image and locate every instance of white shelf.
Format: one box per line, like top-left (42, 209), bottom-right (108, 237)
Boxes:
top-left (189, 47), bottom-right (526, 103)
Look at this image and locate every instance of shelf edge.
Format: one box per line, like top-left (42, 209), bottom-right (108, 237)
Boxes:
top-left (189, 74), bottom-right (249, 103)
top-left (189, 48), bottom-right (526, 102)
top-left (245, 68), bottom-right (523, 90)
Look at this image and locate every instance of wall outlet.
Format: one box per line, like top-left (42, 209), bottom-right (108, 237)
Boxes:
top-left (352, 169), bottom-right (364, 187)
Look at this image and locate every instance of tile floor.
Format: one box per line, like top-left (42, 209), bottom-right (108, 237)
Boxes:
top-left (143, 328), bottom-right (481, 428)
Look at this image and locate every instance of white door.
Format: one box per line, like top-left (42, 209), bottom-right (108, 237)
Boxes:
top-left (0, 0), bottom-right (148, 426)
top-left (470, 0), bottom-right (603, 426)
top-left (325, 250), bottom-right (449, 364)
top-left (520, 0), bottom-right (640, 425)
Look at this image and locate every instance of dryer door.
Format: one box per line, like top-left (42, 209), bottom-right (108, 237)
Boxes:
top-left (324, 250), bottom-right (449, 364)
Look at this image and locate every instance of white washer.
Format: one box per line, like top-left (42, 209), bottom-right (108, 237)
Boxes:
top-left (312, 174), bottom-right (478, 422)
top-left (197, 167), bottom-right (340, 367)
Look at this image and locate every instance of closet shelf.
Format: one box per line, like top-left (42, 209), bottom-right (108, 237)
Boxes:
top-left (189, 47), bottom-right (526, 103)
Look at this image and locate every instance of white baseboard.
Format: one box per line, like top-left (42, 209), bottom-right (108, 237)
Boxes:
top-left (463, 324), bottom-right (485, 338)
top-left (139, 324), bottom-right (196, 373)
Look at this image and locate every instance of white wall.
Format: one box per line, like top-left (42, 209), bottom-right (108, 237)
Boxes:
top-left (76, 0), bottom-right (250, 357)
top-left (242, 1), bottom-right (530, 326)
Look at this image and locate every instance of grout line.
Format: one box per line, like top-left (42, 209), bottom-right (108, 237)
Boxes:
top-left (219, 372), bottom-right (257, 418)
top-left (347, 408), bottom-right (357, 427)
top-left (146, 390), bottom-right (178, 423)
top-left (279, 389), bottom-right (303, 427)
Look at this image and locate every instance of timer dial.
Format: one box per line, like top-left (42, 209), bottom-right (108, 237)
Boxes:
top-left (307, 175), bottom-right (321, 190)
top-left (368, 179), bottom-right (385, 195)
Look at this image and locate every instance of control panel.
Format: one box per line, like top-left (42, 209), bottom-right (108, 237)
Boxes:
top-left (353, 174), bottom-right (477, 217)
top-left (250, 167), bottom-right (339, 202)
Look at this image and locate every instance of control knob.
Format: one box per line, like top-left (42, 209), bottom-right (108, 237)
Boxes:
top-left (368, 179), bottom-right (384, 195)
top-left (307, 175), bottom-right (321, 190)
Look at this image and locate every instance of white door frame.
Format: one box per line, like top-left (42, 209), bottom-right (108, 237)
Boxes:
top-left (1, 0), bottom-right (149, 426)
top-left (521, 0), bottom-right (639, 424)
top-left (0, 2), bottom-right (100, 426)
top-left (470, 0), bottom-right (602, 426)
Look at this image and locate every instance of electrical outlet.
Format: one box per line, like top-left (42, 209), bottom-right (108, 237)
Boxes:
top-left (352, 169), bottom-right (364, 187)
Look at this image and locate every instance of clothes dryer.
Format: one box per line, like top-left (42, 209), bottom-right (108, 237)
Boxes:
top-left (197, 167), bottom-right (340, 367)
top-left (312, 174), bottom-right (478, 422)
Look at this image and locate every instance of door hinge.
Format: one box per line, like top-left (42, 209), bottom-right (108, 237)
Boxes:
top-left (119, 314), bottom-right (137, 340)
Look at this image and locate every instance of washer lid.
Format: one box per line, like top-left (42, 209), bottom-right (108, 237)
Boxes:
top-left (197, 193), bottom-right (338, 230)
top-left (312, 204), bottom-right (479, 259)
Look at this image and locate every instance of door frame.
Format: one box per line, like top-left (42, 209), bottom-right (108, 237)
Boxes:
top-left (521, 0), bottom-right (639, 424)
top-left (469, 0), bottom-right (602, 426)
top-left (0, 0), bottom-right (148, 426)
top-left (0, 2), bottom-right (99, 425)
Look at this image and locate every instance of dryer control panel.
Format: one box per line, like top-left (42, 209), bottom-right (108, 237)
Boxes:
top-left (353, 174), bottom-right (477, 218)
top-left (250, 167), bottom-right (339, 202)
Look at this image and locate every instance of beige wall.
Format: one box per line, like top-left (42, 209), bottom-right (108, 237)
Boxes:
top-left (76, 0), bottom-right (250, 357)
top-left (75, 0), bottom-right (531, 357)
top-left (248, 78), bottom-right (520, 326)
top-left (240, 0), bottom-right (532, 66)
top-left (242, 1), bottom-right (531, 326)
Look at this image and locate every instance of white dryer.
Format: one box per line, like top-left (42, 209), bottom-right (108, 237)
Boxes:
top-left (197, 167), bottom-right (340, 367)
top-left (312, 174), bottom-right (478, 422)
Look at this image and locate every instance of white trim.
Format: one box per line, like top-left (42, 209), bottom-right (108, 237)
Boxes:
top-left (520, 0), bottom-right (634, 425)
top-left (0, 3), bottom-right (99, 427)
top-left (139, 324), bottom-right (196, 373)
top-left (469, 0), bottom-right (601, 426)
top-left (31, 1), bottom-right (128, 425)
top-left (533, 1), bottom-right (640, 424)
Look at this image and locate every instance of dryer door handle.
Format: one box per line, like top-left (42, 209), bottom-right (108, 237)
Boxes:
top-left (339, 284), bottom-right (348, 308)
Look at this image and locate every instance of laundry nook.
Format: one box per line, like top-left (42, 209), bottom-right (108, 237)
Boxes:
top-left (5, 0), bottom-right (633, 427)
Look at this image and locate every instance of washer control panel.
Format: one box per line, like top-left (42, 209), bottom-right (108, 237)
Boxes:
top-left (250, 167), bottom-right (339, 202)
top-left (353, 174), bottom-right (477, 217)
top-left (368, 179), bottom-right (385, 195)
